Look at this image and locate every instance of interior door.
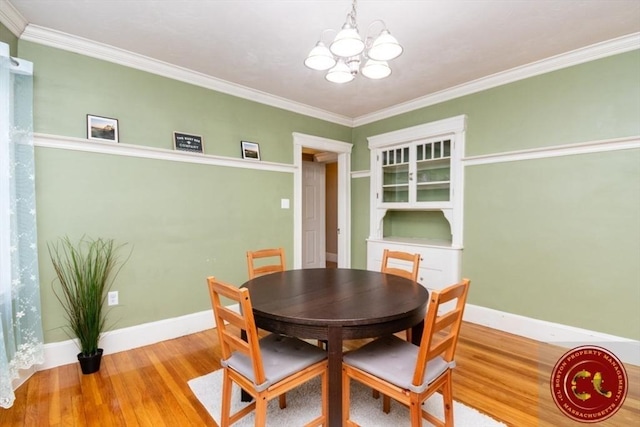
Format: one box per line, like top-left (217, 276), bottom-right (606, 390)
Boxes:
top-left (302, 160), bottom-right (326, 268)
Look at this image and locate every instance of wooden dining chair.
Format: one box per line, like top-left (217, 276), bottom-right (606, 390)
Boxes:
top-left (247, 247), bottom-right (325, 350)
top-left (381, 249), bottom-right (421, 341)
top-left (342, 278), bottom-right (470, 426)
top-left (246, 247), bottom-right (286, 279)
top-left (381, 249), bottom-right (421, 281)
top-left (207, 277), bottom-right (328, 427)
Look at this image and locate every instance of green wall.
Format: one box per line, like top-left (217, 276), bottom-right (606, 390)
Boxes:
top-left (351, 50), bottom-right (640, 339)
top-left (464, 150), bottom-right (639, 336)
top-left (8, 33), bottom-right (640, 342)
top-left (17, 41), bottom-right (350, 343)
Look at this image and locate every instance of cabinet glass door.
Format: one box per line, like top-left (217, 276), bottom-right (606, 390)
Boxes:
top-left (381, 146), bottom-right (410, 203)
top-left (415, 139), bottom-right (451, 202)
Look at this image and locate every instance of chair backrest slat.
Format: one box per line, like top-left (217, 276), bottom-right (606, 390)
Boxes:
top-left (412, 278), bottom-right (470, 386)
top-left (207, 276), bottom-right (266, 385)
top-left (247, 247), bottom-right (286, 279)
top-left (381, 249), bottom-right (420, 281)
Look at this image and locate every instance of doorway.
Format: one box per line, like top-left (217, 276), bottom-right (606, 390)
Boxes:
top-left (293, 133), bottom-right (352, 269)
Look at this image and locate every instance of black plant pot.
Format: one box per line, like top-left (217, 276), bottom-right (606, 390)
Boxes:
top-left (77, 348), bottom-right (104, 375)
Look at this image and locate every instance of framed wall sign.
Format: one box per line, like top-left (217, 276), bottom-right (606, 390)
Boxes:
top-left (173, 132), bottom-right (204, 153)
top-left (87, 114), bottom-right (119, 142)
top-left (241, 140), bottom-right (260, 160)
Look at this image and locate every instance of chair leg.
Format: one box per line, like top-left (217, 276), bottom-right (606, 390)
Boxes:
top-left (342, 368), bottom-right (351, 424)
top-left (443, 374), bottom-right (454, 427)
top-left (279, 394), bottom-right (287, 409)
top-left (221, 370), bottom-right (233, 427)
top-left (372, 389), bottom-right (380, 399)
top-left (255, 395), bottom-right (268, 426)
top-left (383, 394), bottom-right (391, 414)
top-left (410, 398), bottom-right (422, 427)
top-left (405, 328), bottom-right (412, 342)
top-left (321, 369), bottom-right (328, 425)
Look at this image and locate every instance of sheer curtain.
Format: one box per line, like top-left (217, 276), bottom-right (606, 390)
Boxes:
top-left (0, 42), bottom-right (43, 408)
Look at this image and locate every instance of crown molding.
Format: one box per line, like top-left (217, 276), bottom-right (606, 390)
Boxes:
top-left (354, 32), bottom-right (640, 127)
top-left (9, 17), bottom-right (640, 130)
top-left (19, 24), bottom-right (353, 127)
top-left (0, 0), bottom-right (27, 36)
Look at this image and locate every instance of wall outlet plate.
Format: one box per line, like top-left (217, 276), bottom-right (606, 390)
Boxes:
top-left (108, 291), bottom-right (118, 306)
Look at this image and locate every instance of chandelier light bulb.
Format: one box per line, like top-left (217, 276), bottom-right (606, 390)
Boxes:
top-left (361, 59), bottom-right (391, 79)
top-left (368, 29), bottom-right (403, 61)
top-left (326, 60), bottom-right (354, 83)
top-left (330, 25), bottom-right (365, 58)
top-left (304, 41), bottom-right (337, 71)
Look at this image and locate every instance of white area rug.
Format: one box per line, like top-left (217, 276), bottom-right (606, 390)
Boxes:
top-left (188, 369), bottom-right (506, 426)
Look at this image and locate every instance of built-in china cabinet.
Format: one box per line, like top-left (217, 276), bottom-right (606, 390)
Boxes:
top-left (367, 115), bottom-right (466, 291)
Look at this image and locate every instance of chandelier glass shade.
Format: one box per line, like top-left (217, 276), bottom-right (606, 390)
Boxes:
top-left (305, 0), bottom-right (403, 83)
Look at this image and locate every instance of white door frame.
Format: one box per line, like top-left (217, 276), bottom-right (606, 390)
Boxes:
top-left (293, 133), bottom-right (352, 269)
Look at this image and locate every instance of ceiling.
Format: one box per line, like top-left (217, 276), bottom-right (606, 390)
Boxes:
top-left (6, 0), bottom-right (640, 122)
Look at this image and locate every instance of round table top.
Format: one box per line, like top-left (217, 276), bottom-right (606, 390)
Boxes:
top-left (241, 268), bottom-right (429, 328)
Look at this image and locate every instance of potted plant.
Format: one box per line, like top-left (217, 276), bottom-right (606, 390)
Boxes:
top-left (48, 236), bottom-right (128, 374)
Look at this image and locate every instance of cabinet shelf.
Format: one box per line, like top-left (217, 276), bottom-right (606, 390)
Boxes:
top-left (382, 163), bottom-right (409, 172)
top-left (416, 181), bottom-right (449, 189)
top-left (416, 158), bottom-right (449, 169)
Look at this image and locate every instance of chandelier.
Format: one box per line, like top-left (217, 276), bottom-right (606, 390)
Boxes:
top-left (304, 0), bottom-right (403, 83)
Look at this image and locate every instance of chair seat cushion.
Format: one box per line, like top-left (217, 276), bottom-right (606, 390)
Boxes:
top-left (222, 334), bottom-right (327, 392)
top-left (343, 335), bottom-right (453, 393)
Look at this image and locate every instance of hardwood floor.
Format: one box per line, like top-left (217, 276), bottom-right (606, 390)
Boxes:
top-left (1, 322), bottom-right (637, 426)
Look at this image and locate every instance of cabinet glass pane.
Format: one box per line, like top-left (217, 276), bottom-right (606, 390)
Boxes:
top-left (382, 164), bottom-right (408, 185)
top-left (383, 186), bottom-right (409, 202)
top-left (416, 159), bottom-right (450, 183)
top-left (382, 147), bottom-right (409, 166)
top-left (443, 139), bottom-right (451, 157)
top-left (416, 185), bottom-right (450, 202)
top-left (434, 141), bottom-right (441, 158)
top-left (381, 145), bottom-right (410, 203)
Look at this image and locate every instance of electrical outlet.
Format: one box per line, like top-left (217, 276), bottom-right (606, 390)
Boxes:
top-left (108, 291), bottom-right (119, 306)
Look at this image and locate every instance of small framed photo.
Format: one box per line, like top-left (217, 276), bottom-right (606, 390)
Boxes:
top-left (87, 114), bottom-right (119, 142)
top-left (241, 140), bottom-right (260, 160)
top-left (173, 131), bottom-right (204, 153)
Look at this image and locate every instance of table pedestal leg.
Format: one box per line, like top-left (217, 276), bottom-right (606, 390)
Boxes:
top-left (327, 326), bottom-right (343, 427)
top-left (411, 319), bottom-right (424, 345)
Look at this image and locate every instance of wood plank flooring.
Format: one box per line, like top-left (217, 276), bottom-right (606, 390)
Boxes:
top-left (1, 322), bottom-right (637, 426)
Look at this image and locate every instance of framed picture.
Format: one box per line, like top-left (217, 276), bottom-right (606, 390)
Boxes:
top-left (241, 140), bottom-right (260, 160)
top-left (173, 131), bottom-right (204, 153)
top-left (87, 114), bottom-right (119, 142)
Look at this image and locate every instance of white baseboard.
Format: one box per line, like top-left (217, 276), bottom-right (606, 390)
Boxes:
top-left (39, 309), bottom-right (215, 370)
top-left (37, 304), bottom-right (639, 371)
top-left (464, 304), bottom-right (640, 366)
top-left (326, 252), bottom-right (337, 263)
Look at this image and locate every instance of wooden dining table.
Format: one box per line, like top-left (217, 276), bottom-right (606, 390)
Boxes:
top-left (241, 268), bottom-right (429, 427)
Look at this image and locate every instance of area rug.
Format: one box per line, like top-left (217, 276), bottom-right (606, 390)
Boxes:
top-left (188, 369), bottom-right (506, 426)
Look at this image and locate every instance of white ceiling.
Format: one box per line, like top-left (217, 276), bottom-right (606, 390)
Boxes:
top-left (6, 0), bottom-right (640, 122)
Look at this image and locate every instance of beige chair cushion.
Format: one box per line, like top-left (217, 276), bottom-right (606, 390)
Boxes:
top-left (222, 334), bottom-right (327, 392)
top-left (343, 335), bottom-right (454, 394)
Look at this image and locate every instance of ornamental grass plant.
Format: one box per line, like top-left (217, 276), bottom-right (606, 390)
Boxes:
top-left (48, 236), bottom-right (128, 356)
